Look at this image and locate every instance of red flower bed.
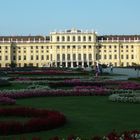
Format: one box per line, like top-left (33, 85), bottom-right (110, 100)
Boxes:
top-left (0, 96), bottom-right (16, 105)
top-left (0, 107), bottom-right (66, 135)
top-left (119, 82), bottom-right (140, 90)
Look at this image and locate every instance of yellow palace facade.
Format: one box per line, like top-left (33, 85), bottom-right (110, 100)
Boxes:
top-left (0, 28), bottom-right (140, 68)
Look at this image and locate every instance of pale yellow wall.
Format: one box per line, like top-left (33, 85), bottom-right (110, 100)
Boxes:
top-left (0, 30), bottom-right (140, 68)
top-left (99, 42), bottom-right (139, 67)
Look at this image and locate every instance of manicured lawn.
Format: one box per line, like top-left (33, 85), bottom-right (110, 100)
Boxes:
top-left (1, 96), bottom-right (140, 139)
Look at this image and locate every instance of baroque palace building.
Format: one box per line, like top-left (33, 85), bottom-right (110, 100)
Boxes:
top-left (0, 28), bottom-right (140, 68)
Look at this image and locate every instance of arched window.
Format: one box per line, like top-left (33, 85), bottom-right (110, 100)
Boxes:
top-left (83, 36), bottom-right (86, 41)
top-left (62, 36), bottom-right (65, 41)
top-left (67, 36), bottom-right (70, 41)
top-left (78, 36), bottom-right (81, 41)
top-left (89, 36), bottom-right (91, 41)
top-left (62, 54), bottom-right (65, 60)
top-left (57, 36), bottom-right (60, 41)
top-left (73, 36), bottom-right (76, 41)
top-left (57, 54), bottom-right (60, 61)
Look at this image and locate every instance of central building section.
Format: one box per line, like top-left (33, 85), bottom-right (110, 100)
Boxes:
top-left (50, 28), bottom-right (97, 68)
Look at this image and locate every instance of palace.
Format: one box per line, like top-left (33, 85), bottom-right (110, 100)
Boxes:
top-left (0, 28), bottom-right (140, 68)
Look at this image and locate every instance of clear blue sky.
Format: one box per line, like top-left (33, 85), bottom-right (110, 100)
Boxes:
top-left (0, 0), bottom-right (140, 35)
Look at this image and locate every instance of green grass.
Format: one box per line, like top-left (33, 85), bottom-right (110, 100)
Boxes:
top-left (0, 83), bottom-right (29, 90)
top-left (1, 96), bottom-right (140, 140)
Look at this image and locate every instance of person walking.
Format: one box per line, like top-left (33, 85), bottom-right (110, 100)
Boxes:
top-left (110, 64), bottom-right (113, 73)
top-left (94, 62), bottom-right (100, 80)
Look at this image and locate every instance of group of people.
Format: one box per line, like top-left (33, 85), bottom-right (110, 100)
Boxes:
top-left (93, 62), bottom-right (113, 80)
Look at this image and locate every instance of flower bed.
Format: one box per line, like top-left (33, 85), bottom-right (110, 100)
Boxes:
top-left (119, 82), bottom-right (140, 90)
top-left (0, 96), bottom-right (16, 105)
top-left (0, 107), bottom-right (66, 135)
top-left (109, 93), bottom-right (140, 103)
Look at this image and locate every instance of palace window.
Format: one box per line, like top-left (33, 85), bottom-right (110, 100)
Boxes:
top-left (121, 55), bottom-right (123, 59)
top-left (31, 55), bottom-right (33, 60)
top-left (109, 55), bottom-right (112, 59)
top-left (62, 36), bottom-right (65, 41)
top-left (24, 56), bottom-right (26, 60)
top-left (126, 55), bottom-right (129, 59)
top-left (104, 55), bottom-right (106, 59)
top-left (73, 36), bottom-right (75, 41)
top-left (89, 36), bottom-right (91, 41)
top-left (89, 45), bottom-right (91, 49)
top-left (99, 55), bottom-right (101, 59)
top-left (46, 55), bottom-right (49, 60)
top-left (78, 36), bottom-right (81, 41)
top-left (57, 46), bottom-right (60, 49)
top-left (67, 54), bottom-right (70, 60)
top-left (89, 54), bottom-right (92, 60)
top-left (83, 54), bottom-right (86, 61)
top-left (18, 56), bottom-right (21, 60)
top-left (83, 45), bottom-right (86, 49)
top-left (57, 36), bottom-right (60, 41)
top-left (62, 54), bottom-right (65, 60)
top-left (73, 45), bottom-right (76, 49)
top-left (31, 46), bottom-right (33, 49)
top-left (114, 55), bottom-right (117, 59)
top-left (13, 55), bottom-right (16, 60)
top-left (5, 56), bottom-right (8, 60)
top-left (36, 55), bottom-right (39, 60)
top-left (83, 36), bottom-right (86, 41)
top-left (41, 46), bottom-right (44, 49)
top-left (57, 54), bottom-right (60, 61)
top-left (78, 54), bottom-right (81, 60)
top-left (78, 46), bottom-right (81, 49)
top-left (73, 54), bottom-right (76, 60)
top-left (41, 55), bottom-right (44, 60)
top-left (131, 55), bottom-right (134, 59)
top-left (62, 46), bottom-right (65, 49)
top-left (131, 45), bottom-right (134, 48)
top-left (36, 46), bottom-right (38, 49)
top-left (0, 56), bottom-right (1, 60)
top-left (67, 36), bottom-right (70, 41)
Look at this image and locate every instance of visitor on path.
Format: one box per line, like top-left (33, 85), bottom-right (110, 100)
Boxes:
top-left (93, 62), bottom-right (100, 80)
top-left (110, 64), bottom-right (113, 73)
